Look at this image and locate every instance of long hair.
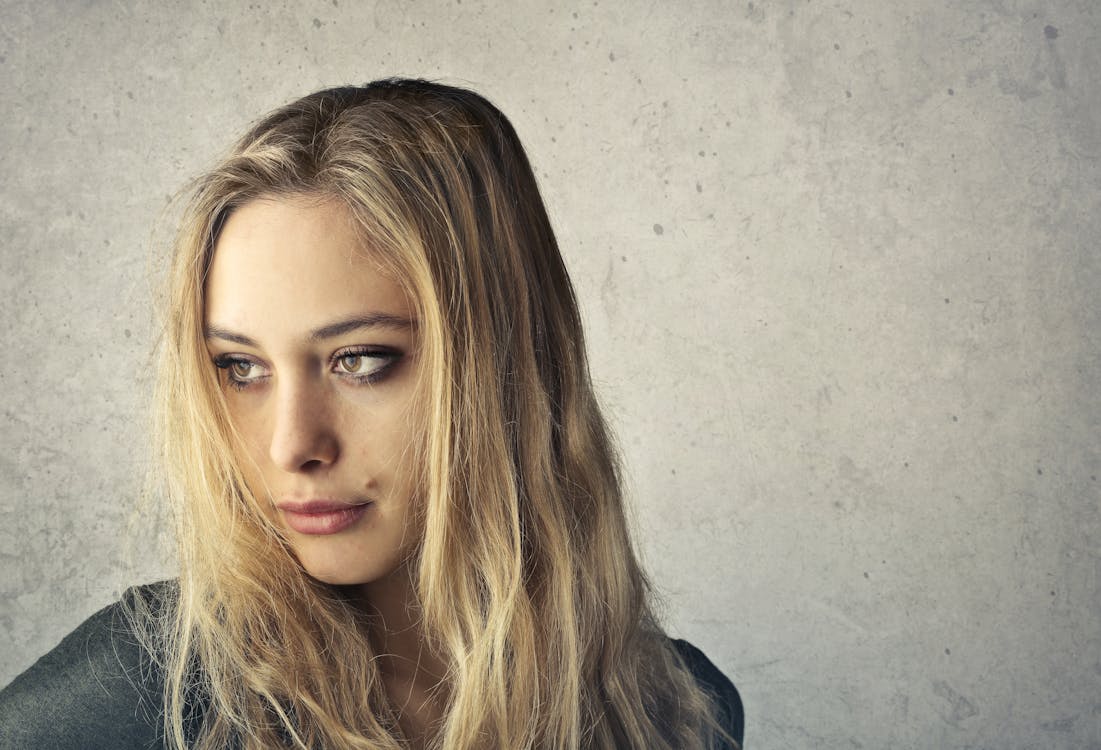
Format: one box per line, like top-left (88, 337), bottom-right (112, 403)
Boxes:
top-left (148, 78), bottom-right (731, 749)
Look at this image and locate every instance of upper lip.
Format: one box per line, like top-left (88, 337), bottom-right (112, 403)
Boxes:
top-left (276, 498), bottom-right (372, 513)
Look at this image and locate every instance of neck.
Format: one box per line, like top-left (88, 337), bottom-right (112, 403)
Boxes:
top-left (360, 565), bottom-right (449, 744)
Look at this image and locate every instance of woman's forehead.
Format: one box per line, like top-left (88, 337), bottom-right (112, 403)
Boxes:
top-left (204, 197), bottom-right (412, 341)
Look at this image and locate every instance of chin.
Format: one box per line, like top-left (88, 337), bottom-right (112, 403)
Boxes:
top-left (298, 559), bottom-right (374, 586)
top-left (293, 547), bottom-right (405, 588)
top-left (303, 567), bottom-right (361, 586)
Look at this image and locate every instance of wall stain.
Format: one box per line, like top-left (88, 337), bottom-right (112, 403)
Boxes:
top-left (932, 680), bottom-right (979, 725)
top-left (1040, 715), bottom-right (1077, 732)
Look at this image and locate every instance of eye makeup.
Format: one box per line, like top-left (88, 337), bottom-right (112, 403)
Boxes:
top-left (213, 354), bottom-right (269, 391)
top-left (329, 346), bottom-right (404, 385)
top-left (211, 347), bottom-right (404, 391)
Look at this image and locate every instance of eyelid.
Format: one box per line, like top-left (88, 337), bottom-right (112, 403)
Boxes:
top-left (213, 352), bottom-right (268, 372)
top-left (212, 353), bottom-right (271, 389)
top-left (329, 344), bottom-right (399, 360)
top-left (328, 345), bottom-right (403, 381)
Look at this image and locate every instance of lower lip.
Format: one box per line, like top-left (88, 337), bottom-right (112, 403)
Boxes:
top-left (280, 504), bottom-right (371, 535)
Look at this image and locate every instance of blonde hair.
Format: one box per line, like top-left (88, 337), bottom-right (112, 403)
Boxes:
top-left (148, 79), bottom-right (734, 749)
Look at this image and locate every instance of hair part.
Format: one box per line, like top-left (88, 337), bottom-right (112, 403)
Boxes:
top-left (144, 78), bottom-right (734, 749)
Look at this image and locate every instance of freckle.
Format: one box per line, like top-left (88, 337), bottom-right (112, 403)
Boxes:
top-left (834, 43), bottom-right (840, 50)
top-left (863, 571), bottom-right (869, 579)
top-left (947, 88), bottom-right (955, 95)
top-left (653, 223), bottom-right (664, 235)
top-left (945, 298), bottom-right (950, 303)
top-left (845, 90), bottom-right (852, 98)
top-left (945, 648), bottom-right (951, 655)
top-left (951, 415), bottom-right (958, 422)
top-left (696, 182), bottom-right (703, 193)
top-left (1037, 467), bottom-right (1043, 475)
top-left (698, 150), bottom-right (705, 156)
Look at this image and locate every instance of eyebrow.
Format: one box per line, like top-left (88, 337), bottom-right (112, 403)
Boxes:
top-left (204, 312), bottom-right (413, 346)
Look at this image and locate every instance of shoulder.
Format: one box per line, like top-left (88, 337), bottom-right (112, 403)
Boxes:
top-left (670, 638), bottom-right (745, 749)
top-left (0, 580), bottom-right (176, 750)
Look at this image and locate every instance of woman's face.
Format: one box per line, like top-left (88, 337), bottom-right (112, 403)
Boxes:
top-left (204, 195), bottom-right (421, 587)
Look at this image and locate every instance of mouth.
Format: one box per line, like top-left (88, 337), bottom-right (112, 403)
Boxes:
top-left (276, 499), bottom-right (372, 535)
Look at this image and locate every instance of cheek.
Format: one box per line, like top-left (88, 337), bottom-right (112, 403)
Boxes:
top-left (222, 405), bottom-right (272, 491)
top-left (353, 422), bottom-right (409, 488)
top-left (365, 410), bottom-right (425, 500)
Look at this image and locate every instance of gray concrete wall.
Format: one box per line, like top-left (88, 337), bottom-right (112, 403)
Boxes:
top-left (2, 1), bottom-right (1098, 747)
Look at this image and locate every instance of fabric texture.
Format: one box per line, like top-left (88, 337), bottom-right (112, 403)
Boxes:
top-left (670, 638), bottom-right (745, 748)
top-left (0, 581), bottom-right (744, 749)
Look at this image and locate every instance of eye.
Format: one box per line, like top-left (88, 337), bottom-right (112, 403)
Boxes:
top-left (230, 361), bottom-right (257, 379)
top-left (213, 355), bottom-right (269, 390)
top-left (332, 348), bottom-right (401, 383)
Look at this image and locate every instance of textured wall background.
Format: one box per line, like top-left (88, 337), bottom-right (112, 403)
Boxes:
top-left (1, 1), bottom-right (1098, 747)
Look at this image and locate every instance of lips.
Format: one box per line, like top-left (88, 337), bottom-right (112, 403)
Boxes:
top-left (276, 499), bottom-right (372, 535)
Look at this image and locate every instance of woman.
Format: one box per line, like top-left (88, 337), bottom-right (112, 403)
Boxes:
top-left (0, 79), bottom-right (742, 749)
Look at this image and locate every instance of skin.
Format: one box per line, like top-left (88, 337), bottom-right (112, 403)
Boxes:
top-left (204, 195), bottom-right (447, 744)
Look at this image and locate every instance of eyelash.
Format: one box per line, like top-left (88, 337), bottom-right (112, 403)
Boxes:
top-left (212, 347), bottom-right (402, 392)
top-left (212, 355), bottom-right (263, 391)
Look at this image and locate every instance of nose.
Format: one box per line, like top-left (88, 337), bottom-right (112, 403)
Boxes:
top-left (268, 377), bottom-right (339, 472)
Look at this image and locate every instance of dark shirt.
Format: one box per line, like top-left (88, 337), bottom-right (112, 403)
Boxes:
top-left (670, 638), bottom-right (746, 748)
top-left (0, 582), bottom-right (743, 749)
